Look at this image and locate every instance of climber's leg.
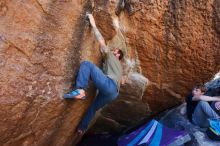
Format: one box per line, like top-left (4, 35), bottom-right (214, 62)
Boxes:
top-left (76, 61), bottom-right (117, 93)
top-left (192, 101), bottom-right (220, 127)
top-left (78, 83), bottom-right (118, 131)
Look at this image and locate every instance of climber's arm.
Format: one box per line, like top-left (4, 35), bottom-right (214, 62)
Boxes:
top-left (87, 14), bottom-right (109, 53)
top-left (192, 95), bottom-right (220, 101)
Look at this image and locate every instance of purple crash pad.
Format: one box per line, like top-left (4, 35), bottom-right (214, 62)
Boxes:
top-left (118, 119), bottom-right (191, 146)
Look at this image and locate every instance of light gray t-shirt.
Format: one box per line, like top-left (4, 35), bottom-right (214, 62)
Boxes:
top-left (102, 52), bottom-right (123, 89)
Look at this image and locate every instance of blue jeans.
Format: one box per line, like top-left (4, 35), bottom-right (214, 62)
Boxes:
top-left (76, 61), bottom-right (118, 131)
top-left (192, 101), bottom-right (220, 128)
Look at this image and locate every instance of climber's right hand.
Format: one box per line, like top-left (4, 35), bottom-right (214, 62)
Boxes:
top-left (86, 13), bottom-right (96, 27)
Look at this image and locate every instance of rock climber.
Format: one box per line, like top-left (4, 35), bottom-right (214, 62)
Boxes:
top-left (63, 13), bottom-right (124, 135)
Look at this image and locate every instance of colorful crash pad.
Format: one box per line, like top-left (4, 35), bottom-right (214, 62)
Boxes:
top-left (118, 119), bottom-right (191, 146)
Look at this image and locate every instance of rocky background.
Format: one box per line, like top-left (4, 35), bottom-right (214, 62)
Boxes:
top-left (0, 0), bottom-right (219, 146)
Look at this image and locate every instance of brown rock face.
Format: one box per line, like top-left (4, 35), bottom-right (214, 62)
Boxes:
top-left (118, 0), bottom-right (220, 112)
top-left (90, 0), bottom-right (220, 134)
top-left (0, 0), bottom-right (220, 145)
top-left (0, 0), bottom-right (100, 146)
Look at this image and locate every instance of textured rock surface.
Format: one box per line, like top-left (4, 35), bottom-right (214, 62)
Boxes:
top-left (0, 1), bottom-right (100, 146)
top-left (0, 0), bottom-right (220, 146)
top-left (120, 0), bottom-right (220, 113)
top-left (89, 0), bottom-right (220, 133)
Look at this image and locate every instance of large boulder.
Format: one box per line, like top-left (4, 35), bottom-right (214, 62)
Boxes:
top-left (89, 0), bottom-right (220, 133)
top-left (0, 0), bottom-right (220, 145)
top-left (119, 0), bottom-right (220, 113)
top-left (0, 1), bottom-right (101, 146)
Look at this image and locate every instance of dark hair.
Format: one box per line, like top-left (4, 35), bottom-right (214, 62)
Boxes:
top-left (194, 84), bottom-right (207, 93)
top-left (117, 49), bottom-right (124, 60)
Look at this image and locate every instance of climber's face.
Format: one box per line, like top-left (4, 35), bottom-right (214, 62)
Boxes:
top-left (192, 88), bottom-right (204, 96)
top-left (112, 49), bottom-right (120, 59)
